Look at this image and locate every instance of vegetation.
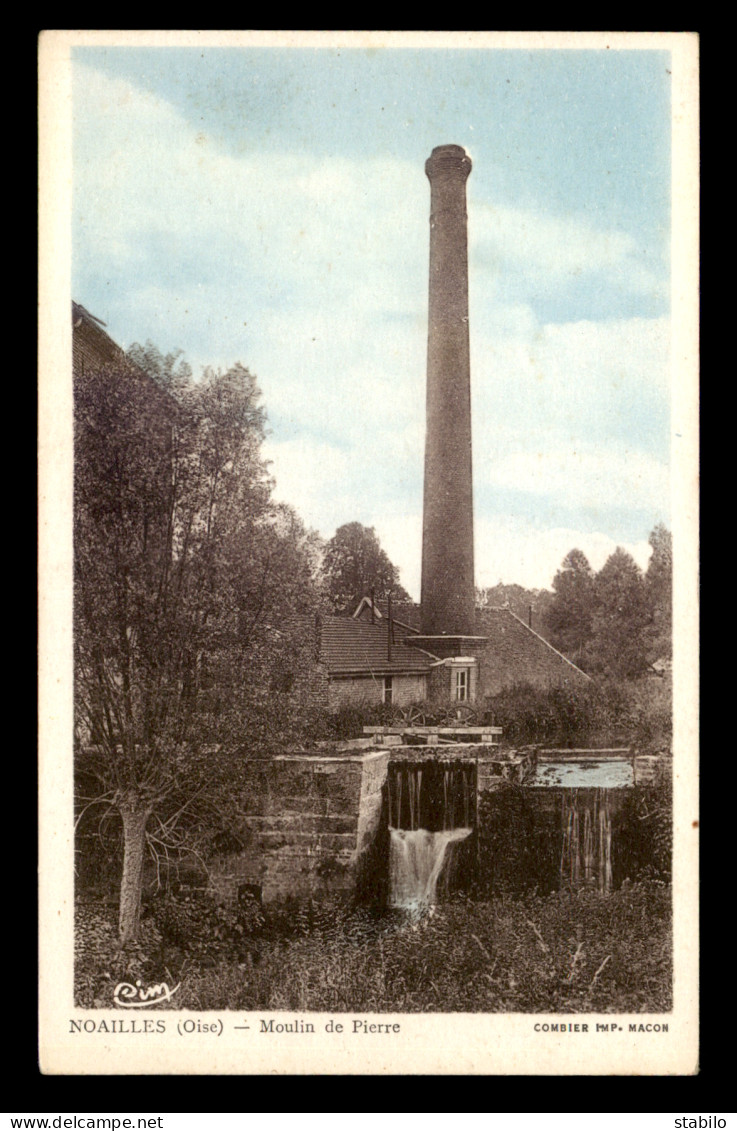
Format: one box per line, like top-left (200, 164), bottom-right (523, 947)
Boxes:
top-left (323, 521), bottom-right (410, 614)
top-left (323, 679), bottom-right (671, 753)
top-left (542, 526), bottom-right (673, 680)
top-left (75, 881), bottom-right (671, 1014)
top-left (476, 582), bottom-right (554, 633)
top-left (74, 344), bottom-right (325, 941)
top-left (484, 680), bottom-right (671, 752)
top-left (75, 765), bottom-right (672, 1015)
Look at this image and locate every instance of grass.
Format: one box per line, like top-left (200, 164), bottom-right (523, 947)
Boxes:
top-left (75, 880), bottom-right (671, 1014)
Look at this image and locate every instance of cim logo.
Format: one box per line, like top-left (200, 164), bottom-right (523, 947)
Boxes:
top-left (113, 979), bottom-right (180, 1008)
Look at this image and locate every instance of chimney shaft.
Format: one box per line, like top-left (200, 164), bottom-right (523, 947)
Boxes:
top-left (420, 144), bottom-right (475, 637)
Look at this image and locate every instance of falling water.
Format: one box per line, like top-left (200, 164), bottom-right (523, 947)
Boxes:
top-left (387, 761), bottom-right (475, 910)
top-left (560, 789), bottom-right (613, 893)
top-left (389, 827), bottom-right (472, 911)
top-left (443, 769), bottom-right (450, 830)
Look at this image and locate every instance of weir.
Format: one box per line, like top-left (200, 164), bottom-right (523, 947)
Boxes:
top-left (388, 760), bottom-right (475, 831)
top-left (389, 827), bottom-right (472, 911)
top-left (559, 789), bottom-right (613, 893)
top-left (387, 761), bottom-right (475, 910)
top-left (209, 744), bottom-right (663, 906)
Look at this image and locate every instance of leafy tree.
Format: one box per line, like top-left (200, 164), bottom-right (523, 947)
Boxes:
top-left (477, 583), bottom-right (554, 636)
top-left (586, 547), bottom-right (651, 679)
top-left (322, 522), bottom-right (409, 614)
top-left (543, 549), bottom-right (596, 667)
top-left (74, 345), bottom-right (323, 942)
top-left (539, 530), bottom-right (673, 682)
top-left (643, 523), bottom-right (672, 665)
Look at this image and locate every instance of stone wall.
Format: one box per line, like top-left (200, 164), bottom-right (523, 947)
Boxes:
top-left (209, 751), bottom-right (389, 903)
top-left (384, 742), bottom-right (535, 788)
top-left (207, 744), bottom-right (543, 906)
top-left (633, 753), bottom-right (670, 786)
top-left (327, 673), bottom-right (427, 710)
top-left (206, 745), bottom-right (658, 906)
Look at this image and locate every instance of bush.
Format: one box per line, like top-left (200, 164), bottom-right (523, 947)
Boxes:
top-left (485, 679), bottom-right (671, 750)
top-left (327, 700), bottom-right (399, 740)
top-left (614, 777), bottom-right (673, 882)
top-left (74, 900), bottom-right (167, 1008)
top-left (148, 888), bottom-right (266, 967)
top-left (76, 880), bottom-right (671, 1014)
top-left (485, 683), bottom-right (607, 746)
top-left (474, 785), bottom-right (562, 897)
top-left (174, 882), bottom-right (671, 1013)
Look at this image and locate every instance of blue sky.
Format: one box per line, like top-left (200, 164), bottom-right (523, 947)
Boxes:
top-left (72, 39), bottom-right (673, 596)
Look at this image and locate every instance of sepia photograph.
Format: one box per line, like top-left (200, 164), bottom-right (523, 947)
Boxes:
top-left (38, 30), bottom-right (699, 1075)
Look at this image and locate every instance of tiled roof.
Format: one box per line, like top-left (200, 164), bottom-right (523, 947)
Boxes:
top-left (320, 616), bottom-right (437, 675)
top-left (475, 606), bottom-right (591, 681)
top-left (352, 597), bottom-right (422, 632)
top-left (73, 301), bottom-right (125, 373)
top-left (73, 302), bottom-right (108, 330)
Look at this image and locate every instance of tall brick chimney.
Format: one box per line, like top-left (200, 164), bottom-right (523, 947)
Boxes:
top-left (420, 144), bottom-right (475, 637)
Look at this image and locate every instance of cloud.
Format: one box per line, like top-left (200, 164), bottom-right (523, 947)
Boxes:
top-left (474, 519), bottom-right (653, 592)
top-left (472, 200), bottom-right (666, 298)
top-left (477, 445), bottom-right (669, 516)
top-left (73, 63), bottom-right (670, 596)
top-left (472, 315), bottom-right (671, 465)
top-left (263, 429), bottom-right (661, 600)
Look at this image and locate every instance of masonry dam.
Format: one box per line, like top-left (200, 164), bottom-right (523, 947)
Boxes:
top-left (210, 736), bottom-right (664, 910)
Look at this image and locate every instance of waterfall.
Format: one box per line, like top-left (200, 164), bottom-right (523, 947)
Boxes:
top-left (389, 827), bottom-right (471, 911)
top-left (387, 761), bottom-right (475, 910)
top-left (560, 789), bottom-right (613, 893)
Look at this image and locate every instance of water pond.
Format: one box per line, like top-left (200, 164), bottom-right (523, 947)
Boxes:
top-left (528, 759), bottom-right (634, 789)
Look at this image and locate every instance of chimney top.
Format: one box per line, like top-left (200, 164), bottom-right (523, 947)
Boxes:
top-left (425, 144), bottom-right (472, 181)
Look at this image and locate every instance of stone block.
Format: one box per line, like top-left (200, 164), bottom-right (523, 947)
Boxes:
top-left (273, 795), bottom-right (330, 816)
top-left (317, 833), bottom-right (357, 851)
top-left (633, 755), bottom-right (660, 785)
top-left (271, 763), bottom-right (320, 791)
top-left (314, 772), bottom-right (362, 805)
top-left (360, 755), bottom-right (389, 792)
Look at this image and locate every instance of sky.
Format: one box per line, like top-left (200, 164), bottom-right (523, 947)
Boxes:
top-left (71, 38), bottom-right (673, 598)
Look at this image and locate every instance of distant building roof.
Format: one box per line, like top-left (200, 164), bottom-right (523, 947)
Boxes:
top-left (73, 301), bottom-right (125, 373)
top-left (475, 605), bottom-right (592, 682)
top-left (352, 596), bottom-right (421, 633)
top-left (349, 595), bottom-right (591, 683)
top-left (319, 615), bottom-right (437, 676)
top-left (72, 302), bottom-right (108, 330)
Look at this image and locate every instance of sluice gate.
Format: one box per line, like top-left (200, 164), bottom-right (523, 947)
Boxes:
top-left (387, 760), bottom-right (476, 911)
top-left (209, 743), bottom-right (662, 906)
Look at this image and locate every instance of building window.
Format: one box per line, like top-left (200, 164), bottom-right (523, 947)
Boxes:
top-left (383, 676), bottom-right (393, 705)
top-left (454, 667), bottom-right (470, 701)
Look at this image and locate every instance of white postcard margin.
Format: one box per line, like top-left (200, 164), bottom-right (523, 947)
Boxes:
top-left (38, 29), bottom-right (700, 1076)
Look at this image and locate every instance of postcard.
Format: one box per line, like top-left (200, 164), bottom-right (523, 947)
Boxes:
top-left (38, 30), bottom-right (699, 1076)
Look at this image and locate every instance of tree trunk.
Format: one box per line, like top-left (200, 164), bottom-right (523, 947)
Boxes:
top-left (118, 797), bottom-right (150, 943)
